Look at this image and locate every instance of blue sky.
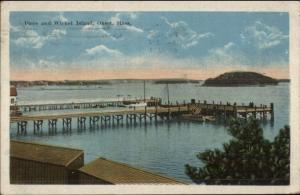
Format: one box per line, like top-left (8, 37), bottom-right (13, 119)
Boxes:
top-left (10, 12), bottom-right (289, 80)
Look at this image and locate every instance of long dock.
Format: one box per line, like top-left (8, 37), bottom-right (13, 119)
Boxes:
top-left (10, 100), bottom-right (274, 135)
top-left (11, 106), bottom-right (189, 134)
top-left (12, 98), bottom-right (161, 113)
top-left (11, 106), bottom-right (188, 122)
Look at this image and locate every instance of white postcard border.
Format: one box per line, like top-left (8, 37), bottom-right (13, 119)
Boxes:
top-left (1, 1), bottom-right (299, 194)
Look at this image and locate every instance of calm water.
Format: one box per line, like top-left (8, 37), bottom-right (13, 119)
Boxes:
top-left (10, 82), bottom-right (289, 183)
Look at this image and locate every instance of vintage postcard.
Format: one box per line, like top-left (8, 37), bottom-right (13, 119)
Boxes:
top-left (1, 1), bottom-right (300, 194)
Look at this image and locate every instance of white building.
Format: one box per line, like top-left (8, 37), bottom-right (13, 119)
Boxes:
top-left (10, 86), bottom-right (17, 106)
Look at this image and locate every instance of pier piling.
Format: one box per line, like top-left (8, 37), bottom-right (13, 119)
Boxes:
top-left (77, 117), bottom-right (86, 129)
top-left (48, 119), bottom-right (57, 133)
top-left (270, 103), bottom-right (274, 121)
top-left (17, 121), bottom-right (27, 134)
top-left (63, 118), bottom-right (72, 131)
top-left (33, 120), bottom-right (43, 133)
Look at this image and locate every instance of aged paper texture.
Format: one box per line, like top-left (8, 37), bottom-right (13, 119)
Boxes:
top-left (1, 1), bottom-right (300, 194)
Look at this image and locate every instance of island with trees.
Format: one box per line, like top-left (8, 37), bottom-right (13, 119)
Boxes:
top-left (202, 71), bottom-right (279, 87)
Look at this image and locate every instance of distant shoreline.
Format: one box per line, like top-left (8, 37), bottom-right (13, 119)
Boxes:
top-left (10, 76), bottom-right (289, 88)
top-left (10, 79), bottom-right (202, 87)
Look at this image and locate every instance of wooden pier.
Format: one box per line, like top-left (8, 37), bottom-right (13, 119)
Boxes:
top-left (10, 100), bottom-right (274, 135)
top-left (188, 100), bottom-right (274, 121)
top-left (11, 106), bottom-right (189, 134)
top-left (12, 98), bottom-right (161, 113)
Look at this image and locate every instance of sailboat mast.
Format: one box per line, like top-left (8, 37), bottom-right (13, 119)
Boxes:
top-left (144, 80), bottom-right (146, 103)
top-left (167, 83), bottom-right (170, 106)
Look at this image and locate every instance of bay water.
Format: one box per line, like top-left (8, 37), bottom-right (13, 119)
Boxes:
top-left (10, 82), bottom-right (289, 183)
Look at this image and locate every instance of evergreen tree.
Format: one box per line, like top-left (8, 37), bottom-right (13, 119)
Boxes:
top-left (185, 119), bottom-right (290, 185)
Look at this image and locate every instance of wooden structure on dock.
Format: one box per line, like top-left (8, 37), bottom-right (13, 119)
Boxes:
top-left (188, 100), bottom-right (274, 121)
top-left (78, 157), bottom-right (184, 184)
top-left (10, 140), bottom-right (84, 184)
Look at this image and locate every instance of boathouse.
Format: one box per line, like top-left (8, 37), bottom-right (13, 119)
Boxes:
top-left (10, 140), bottom-right (84, 184)
top-left (78, 157), bottom-right (184, 184)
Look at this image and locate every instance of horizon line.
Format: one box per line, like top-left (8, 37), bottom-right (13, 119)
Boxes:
top-left (10, 69), bottom-right (290, 81)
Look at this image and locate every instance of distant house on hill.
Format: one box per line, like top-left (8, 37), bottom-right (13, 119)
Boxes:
top-left (10, 86), bottom-right (17, 106)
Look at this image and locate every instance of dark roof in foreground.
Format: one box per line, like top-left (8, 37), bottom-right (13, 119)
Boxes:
top-left (11, 140), bottom-right (83, 167)
top-left (79, 157), bottom-right (185, 184)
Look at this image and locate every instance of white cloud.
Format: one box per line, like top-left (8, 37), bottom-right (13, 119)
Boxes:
top-left (111, 12), bottom-right (138, 23)
top-left (209, 42), bottom-right (235, 56)
top-left (48, 29), bottom-right (66, 39)
top-left (13, 58), bottom-right (66, 70)
top-left (81, 23), bottom-right (118, 40)
top-left (58, 13), bottom-right (68, 22)
top-left (14, 30), bottom-right (46, 49)
top-left (110, 13), bottom-right (143, 34)
top-left (85, 44), bottom-right (122, 56)
top-left (205, 42), bottom-right (248, 66)
top-left (124, 25), bottom-right (143, 33)
top-left (81, 13), bottom-right (142, 41)
top-left (160, 17), bottom-right (214, 49)
top-left (129, 13), bottom-right (138, 20)
top-left (51, 12), bottom-right (68, 23)
top-left (10, 25), bottom-right (22, 32)
top-left (14, 28), bottom-right (67, 49)
top-left (147, 30), bottom-right (158, 39)
top-left (224, 42), bottom-right (235, 50)
top-left (82, 23), bottom-right (97, 32)
top-left (75, 52), bottom-right (202, 70)
top-left (240, 21), bottom-right (288, 49)
top-left (36, 59), bottom-right (64, 69)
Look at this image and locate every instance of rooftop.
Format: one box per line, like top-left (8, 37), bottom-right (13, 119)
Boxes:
top-left (79, 157), bottom-right (185, 184)
top-left (10, 86), bottom-right (17, 96)
top-left (11, 140), bottom-right (84, 167)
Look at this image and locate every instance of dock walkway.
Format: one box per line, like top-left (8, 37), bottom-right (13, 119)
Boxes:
top-left (13, 98), bottom-right (160, 113)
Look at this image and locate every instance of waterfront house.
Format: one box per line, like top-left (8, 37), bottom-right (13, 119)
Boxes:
top-left (10, 86), bottom-right (17, 106)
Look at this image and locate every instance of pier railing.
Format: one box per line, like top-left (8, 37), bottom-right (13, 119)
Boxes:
top-left (12, 98), bottom-right (161, 113)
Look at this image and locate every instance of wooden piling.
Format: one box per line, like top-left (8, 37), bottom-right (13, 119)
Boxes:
top-left (270, 103), bottom-right (274, 121)
top-left (33, 120), bottom-right (43, 133)
top-left (63, 118), bottom-right (72, 131)
top-left (17, 121), bottom-right (27, 134)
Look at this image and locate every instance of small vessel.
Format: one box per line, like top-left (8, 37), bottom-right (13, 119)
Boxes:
top-left (127, 102), bottom-right (147, 109)
top-left (125, 81), bottom-right (147, 109)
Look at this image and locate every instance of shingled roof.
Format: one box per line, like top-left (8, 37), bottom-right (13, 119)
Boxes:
top-left (10, 86), bottom-right (17, 96)
top-left (79, 157), bottom-right (185, 184)
top-left (11, 140), bottom-right (84, 167)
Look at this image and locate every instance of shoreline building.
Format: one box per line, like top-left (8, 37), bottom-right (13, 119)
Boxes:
top-left (10, 140), bottom-right (184, 184)
top-left (10, 86), bottom-right (17, 106)
top-left (10, 85), bottom-right (22, 116)
top-left (78, 157), bottom-right (184, 184)
top-left (10, 140), bottom-right (84, 184)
